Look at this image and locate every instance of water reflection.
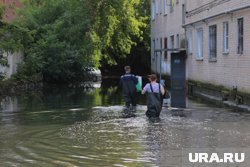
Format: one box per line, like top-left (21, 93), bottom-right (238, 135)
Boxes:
top-left (0, 96), bottom-right (18, 112)
top-left (0, 79), bottom-right (127, 125)
top-left (0, 79), bottom-right (250, 166)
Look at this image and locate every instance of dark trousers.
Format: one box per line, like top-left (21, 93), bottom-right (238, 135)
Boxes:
top-left (123, 92), bottom-right (137, 107)
top-left (146, 93), bottom-right (162, 118)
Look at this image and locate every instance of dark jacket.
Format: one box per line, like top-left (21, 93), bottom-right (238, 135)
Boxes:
top-left (120, 73), bottom-right (138, 94)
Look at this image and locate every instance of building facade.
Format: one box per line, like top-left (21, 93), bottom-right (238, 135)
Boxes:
top-left (151, 0), bottom-right (250, 95)
top-left (151, 0), bottom-right (186, 75)
top-left (185, 0), bottom-right (250, 93)
top-left (0, 0), bottom-right (23, 79)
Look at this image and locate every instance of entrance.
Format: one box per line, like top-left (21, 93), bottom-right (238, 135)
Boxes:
top-left (171, 51), bottom-right (186, 108)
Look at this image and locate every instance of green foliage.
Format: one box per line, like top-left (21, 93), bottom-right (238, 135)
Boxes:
top-left (95, 0), bottom-right (150, 64)
top-left (0, 6), bottom-right (3, 20)
top-left (0, 4), bottom-right (6, 67)
top-left (1, 0), bottom-right (150, 82)
top-left (0, 72), bottom-right (5, 81)
top-left (0, 4), bottom-right (27, 67)
top-left (14, 0), bottom-right (99, 82)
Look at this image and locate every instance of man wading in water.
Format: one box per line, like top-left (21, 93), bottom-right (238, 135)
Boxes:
top-left (120, 66), bottom-right (138, 112)
top-left (142, 74), bottom-right (165, 119)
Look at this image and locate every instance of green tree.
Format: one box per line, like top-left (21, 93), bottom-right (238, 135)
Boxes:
top-left (0, 3), bottom-right (26, 67)
top-left (14, 0), bottom-right (94, 82)
top-left (0, 4), bottom-right (8, 67)
top-left (5, 0), bottom-right (150, 82)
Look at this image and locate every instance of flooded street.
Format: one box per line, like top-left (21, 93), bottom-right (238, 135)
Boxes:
top-left (1, 79), bottom-right (250, 167)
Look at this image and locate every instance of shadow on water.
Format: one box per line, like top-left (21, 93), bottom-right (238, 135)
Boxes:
top-left (0, 78), bottom-right (135, 125)
top-left (1, 78), bottom-right (250, 166)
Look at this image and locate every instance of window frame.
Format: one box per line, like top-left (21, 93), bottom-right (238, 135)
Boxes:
top-left (187, 30), bottom-right (193, 55)
top-left (164, 0), bottom-right (168, 15)
top-left (223, 22), bottom-right (229, 54)
top-left (176, 34), bottom-right (180, 49)
top-left (152, 39), bottom-right (156, 61)
top-left (160, 0), bottom-right (162, 14)
top-left (237, 18), bottom-right (244, 54)
top-left (170, 35), bottom-right (175, 49)
top-left (169, 0), bottom-right (173, 13)
top-left (151, 0), bottom-right (156, 20)
top-left (156, 0), bottom-right (159, 15)
top-left (164, 37), bottom-right (168, 60)
top-left (209, 25), bottom-right (217, 60)
top-left (196, 28), bottom-right (204, 60)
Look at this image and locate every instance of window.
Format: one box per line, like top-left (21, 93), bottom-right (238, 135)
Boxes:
top-left (164, 37), bottom-right (168, 60)
top-left (164, 0), bottom-right (168, 15)
top-left (170, 35), bottom-right (174, 49)
top-left (187, 30), bottom-right (193, 54)
top-left (196, 28), bottom-right (203, 59)
top-left (152, 39), bottom-right (156, 61)
top-left (182, 4), bottom-right (185, 24)
top-left (151, 1), bottom-right (155, 20)
top-left (156, 0), bottom-right (159, 14)
top-left (223, 22), bottom-right (229, 53)
top-left (237, 18), bottom-right (243, 54)
top-left (176, 34), bottom-right (180, 49)
top-left (160, 38), bottom-right (162, 49)
top-left (169, 0), bottom-right (173, 13)
top-left (209, 25), bottom-right (217, 59)
top-left (160, 0), bottom-right (162, 14)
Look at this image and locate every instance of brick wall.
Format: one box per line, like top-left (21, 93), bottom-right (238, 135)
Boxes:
top-left (185, 0), bottom-right (250, 92)
top-left (151, 0), bottom-right (185, 74)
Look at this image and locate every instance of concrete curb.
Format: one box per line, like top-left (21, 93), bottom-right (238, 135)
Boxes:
top-left (195, 92), bottom-right (250, 112)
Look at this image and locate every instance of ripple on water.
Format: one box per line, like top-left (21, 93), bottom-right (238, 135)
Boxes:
top-left (2, 103), bottom-right (250, 167)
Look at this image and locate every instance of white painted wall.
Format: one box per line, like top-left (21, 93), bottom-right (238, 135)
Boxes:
top-left (0, 52), bottom-right (23, 78)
